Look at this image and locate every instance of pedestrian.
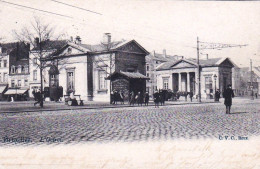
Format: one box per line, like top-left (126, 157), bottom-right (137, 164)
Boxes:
top-left (70, 91), bottom-right (78, 106)
top-left (137, 92), bottom-right (143, 106)
top-left (215, 89), bottom-right (220, 101)
top-left (120, 91), bottom-right (125, 104)
top-left (223, 84), bottom-right (234, 114)
top-left (114, 90), bottom-right (119, 104)
top-left (255, 93), bottom-right (258, 99)
top-left (111, 91), bottom-right (114, 104)
top-left (189, 91), bottom-right (193, 102)
top-left (34, 89), bottom-right (42, 106)
top-left (130, 91), bottom-right (135, 106)
top-left (32, 89), bottom-right (36, 101)
top-left (153, 90), bottom-right (160, 108)
top-left (144, 92), bottom-right (149, 106)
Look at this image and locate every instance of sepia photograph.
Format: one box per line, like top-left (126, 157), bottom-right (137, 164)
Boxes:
top-left (0, 0), bottom-right (259, 168)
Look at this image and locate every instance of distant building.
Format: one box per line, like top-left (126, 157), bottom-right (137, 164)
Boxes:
top-left (145, 49), bottom-right (183, 94)
top-left (0, 42), bottom-right (30, 100)
top-left (0, 43), bottom-right (12, 100)
top-left (156, 57), bottom-right (235, 99)
top-left (239, 66), bottom-right (260, 96)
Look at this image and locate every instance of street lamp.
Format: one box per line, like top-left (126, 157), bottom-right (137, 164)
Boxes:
top-left (213, 74), bottom-right (217, 101)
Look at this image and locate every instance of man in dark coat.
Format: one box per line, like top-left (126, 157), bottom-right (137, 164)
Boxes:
top-left (189, 91), bottom-right (193, 102)
top-left (144, 92), bottom-right (149, 106)
top-left (130, 91), bottom-right (135, 106)
top-left (223, 84), bottom-right (234, 114)
top-left (153, 90), bottom-right (160, 108)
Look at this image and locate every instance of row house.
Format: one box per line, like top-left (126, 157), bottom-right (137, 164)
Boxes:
top-left (156, 57), bottom-right (235, 99)
top-left (0, 42), bottom-right (30, 100)
top-left (44, 33), bottom-right (149, 101)
top-left (146, 49), bottom-right (183, 95)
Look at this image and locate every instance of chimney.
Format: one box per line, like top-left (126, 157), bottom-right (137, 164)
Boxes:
top-left (206, 54), bottom-right (209, 60)
top-left (70, 36), bottom-right (73, 42)
top-left (75, 36), bottom-right (81, 44)
top-left (103, 33), bottom-right (111, 44)
top-left (34, 37), bottom-right (39, 48)
top-left (163, 49), bottom-right (166, 57)
top-left (153, 50), bottom-right (156, 57)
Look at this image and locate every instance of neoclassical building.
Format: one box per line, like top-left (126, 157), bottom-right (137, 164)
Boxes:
top-left (156, 57), bottom-right (235, 98)
top-left (45, 34), bottom-right (149, 101)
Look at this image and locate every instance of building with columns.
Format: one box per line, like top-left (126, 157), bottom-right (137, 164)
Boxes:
top-left (145, 49), bottom-right (183, 95)
top-left (156, 57), bottom-right (235, 99)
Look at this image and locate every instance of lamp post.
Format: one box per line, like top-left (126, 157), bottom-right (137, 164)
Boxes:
top-left (213, 74), bottom-right (217, 101)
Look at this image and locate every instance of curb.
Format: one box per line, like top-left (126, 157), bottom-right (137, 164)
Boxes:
top-left (0, 101), bottom-right (221, 114)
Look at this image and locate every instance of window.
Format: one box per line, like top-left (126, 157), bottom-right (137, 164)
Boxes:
top-left (0, 73), bottom-right (2, 83)
top-left (33, 58), bottom-right (37, 65)
top-left (67, 71), bottom-right (75, 91)
top-left (24, 79), bottom-right (28, 86)
top-left (18, 80), bottom-right (21, 87)
top-left (11, 80), bottom-right (15, 88)
top-left (3, 60), bottom-right (7, 67)
top-left (50, 74), bottom-right (59, 87)
top-left (98, 70), bottom-right (107, 90)
top-left (205, 76), bottom-right (213, 90)
top-left (18, 65), bottom-right (21, 73)
top-left (146, 65), bottom-right (149, 71)
top-left (67, 47), bottom-right (72, 54)
top-left (11, 66), bottom-right (15, 74)
top-left (33, 70), bottom-right (37, 81)
top-left (3, 73), bottom-right (7, 82)
top-left (163, 78), bottom-right (169, 90)
top-left (21, 66), bottom-right (25, 73)
top-left (24, 65), bottom-right (28, 73)
top-left (147, 73), bottom-right (149, 77)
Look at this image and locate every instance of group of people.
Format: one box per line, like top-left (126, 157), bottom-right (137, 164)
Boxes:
top-left (111, 90), bottom-right (125, 104)
top-left (129, 91), bottom-right (150, 106)
top-left (32, 89), bottom-right (42, 106)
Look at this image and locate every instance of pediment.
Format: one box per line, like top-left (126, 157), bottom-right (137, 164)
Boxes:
top-left (171, 60), bottom-right (197, 69)
top-left (57, 46), bottom-right (85, 56)
top-left (219, 59), bottom-right (234, 68)
top-left (116, 41), bottom-right (148, 54)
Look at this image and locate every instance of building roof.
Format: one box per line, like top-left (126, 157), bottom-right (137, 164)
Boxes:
top-left (31, 40), bottom-right (68, 51)
top-left (106, 71), bottom-right (149, 80)
top-left (157, 57), bottom-right (235, 70)
top-left (77, 39), bottom-right (149, 54)
top-left (146, 52), bottom-right (183, 62)
top-left (53, 39), bottom-right (149, 58)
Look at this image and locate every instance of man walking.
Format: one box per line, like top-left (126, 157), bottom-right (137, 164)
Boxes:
top-left (223, 84), bottom-right (234, 114)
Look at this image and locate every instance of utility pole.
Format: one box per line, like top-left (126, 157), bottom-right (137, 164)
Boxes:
top-left (197, 37), bottom-right (201, 102)
top-left (250, 59), bottom-right (254, 100)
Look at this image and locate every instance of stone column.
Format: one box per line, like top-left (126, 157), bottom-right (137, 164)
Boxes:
top-left (178, 73), bottom-right (182, 91)
top-left (187, 72), bottom-right (190, 92)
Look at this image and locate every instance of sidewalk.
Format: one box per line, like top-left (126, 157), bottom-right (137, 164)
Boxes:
top-left (0, 99), bottom-right (220, 113)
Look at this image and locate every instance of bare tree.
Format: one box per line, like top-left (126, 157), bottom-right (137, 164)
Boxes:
top-left (13, 16), bottom-right (67, 107)
top-left (92, 40), bottom-right (122, 104)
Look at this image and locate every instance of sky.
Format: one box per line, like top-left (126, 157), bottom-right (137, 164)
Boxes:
top-left (0, 0), bottom-right (260, 67)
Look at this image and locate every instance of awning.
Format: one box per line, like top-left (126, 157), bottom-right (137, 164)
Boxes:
top-left (4, 89), bottom-right (28, 95)
top-left (0, 85), bottom-right (7, 94)
top-left (106, 71), bottom-right (150, 80)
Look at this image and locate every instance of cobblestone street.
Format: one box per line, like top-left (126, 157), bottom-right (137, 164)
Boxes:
top-left (0, 98), bottom-right (259, 146)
